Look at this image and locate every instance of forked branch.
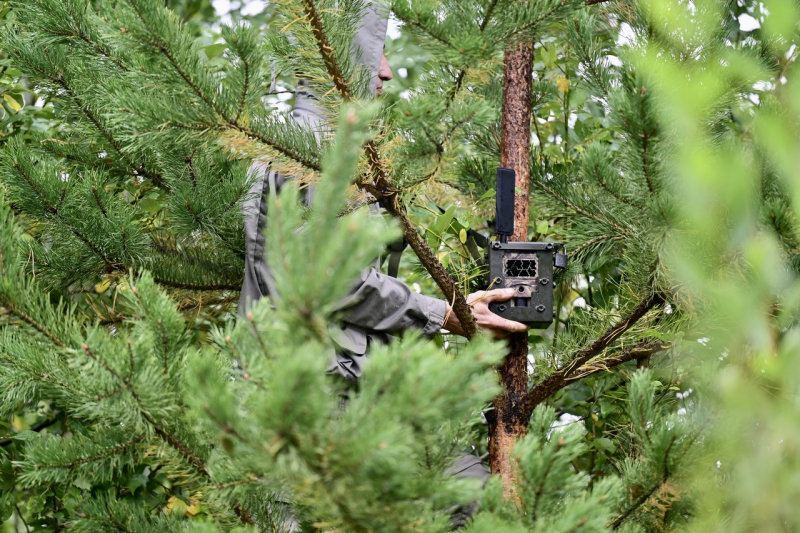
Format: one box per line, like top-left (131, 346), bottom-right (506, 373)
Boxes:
top-left (521, 290), bottom-right (665, 421)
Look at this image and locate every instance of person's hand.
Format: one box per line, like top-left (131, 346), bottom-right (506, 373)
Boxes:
top-left (443, 288), bottom-right (528, 338)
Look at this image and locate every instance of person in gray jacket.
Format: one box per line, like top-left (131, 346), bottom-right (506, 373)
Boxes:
top-left (239, 6), bottom-right (525, 527)
top-left (239, 4), bottom-right (527, 381)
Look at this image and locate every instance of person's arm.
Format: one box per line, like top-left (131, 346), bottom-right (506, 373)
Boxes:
top-left (334, 270), bottom-right (527, 337)
top-left (334, 269), bottom-right (447, 336)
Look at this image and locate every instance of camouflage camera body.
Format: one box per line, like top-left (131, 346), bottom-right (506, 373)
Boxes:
top-left (487, 241), bottom-right (564, 328)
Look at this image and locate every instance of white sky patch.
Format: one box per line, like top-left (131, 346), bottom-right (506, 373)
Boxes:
top-left (387, 16), bottom-right (403, 40)
top-left (241, 0), bottom-right (266, 16)
top-left (697, 337), bottom-right (709, 346)
top-left (738, 13), bottom-right (761, 32)
top-left (753, 80), bottom-right (774, 91)
top-left (573, 297), bottom-right (587, 309)
top-left (568, 112), bottom-right (578, 129)
top-left (605, 54), bottom-right (623, 68)
top-left (551, 412), bottom-right (583, 433)
top-left (397, 67), bottom-right (408, 78)
top-left (617, 22), bottom-right (637, 47)
top-left (213, 0), bottom-right (230, 13)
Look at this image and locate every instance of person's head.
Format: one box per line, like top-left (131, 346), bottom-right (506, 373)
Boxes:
top-left (375, 54), bottom-right (393, 96)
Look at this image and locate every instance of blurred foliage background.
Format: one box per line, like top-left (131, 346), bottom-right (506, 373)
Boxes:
top-left (0, 0), bottom-right (799, 531)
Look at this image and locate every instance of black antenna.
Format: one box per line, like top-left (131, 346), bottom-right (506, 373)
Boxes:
top-left (495, 167), bottom-right (515, 244)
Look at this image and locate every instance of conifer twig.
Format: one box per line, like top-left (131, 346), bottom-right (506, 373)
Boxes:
top-left (151, 277), bottom-right (241, 292)
top-left (608, 427), bottom-right (704, 529)
top-left (444, 0), bottom-right (498, 104)
top-left (533, 178), bottom-right (630, 235)
top-left (24, 51), bottom-right (167, 188)
top-left (31, 435), bottom-right (145, 469)
top-left (639, 98), bottom-right (655, 194)
top-left (0, 294), bottom-right (67, 348)
top-left (301, 0), bottom-right (351, 98)
top-left (566, 339), bottom-right (671, 381)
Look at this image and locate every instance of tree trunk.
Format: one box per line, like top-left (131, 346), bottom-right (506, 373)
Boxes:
top-left (488, 39), bottom-right (534, 500)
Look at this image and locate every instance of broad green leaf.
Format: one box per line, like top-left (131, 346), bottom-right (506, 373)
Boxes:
top-left (3, 93), bottom-right (21, 113)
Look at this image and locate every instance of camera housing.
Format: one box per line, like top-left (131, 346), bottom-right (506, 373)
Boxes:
top-left (487, 241), bottom-right (565, 327)
top-left (489, 167), bottom-right (567, 328)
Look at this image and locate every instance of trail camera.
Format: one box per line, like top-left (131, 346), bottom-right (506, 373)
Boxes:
top-left (488, 168), bottom-right (567, 328)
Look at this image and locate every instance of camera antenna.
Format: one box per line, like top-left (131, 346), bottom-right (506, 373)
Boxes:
top-left (495, 167), bottom-right (515, 244)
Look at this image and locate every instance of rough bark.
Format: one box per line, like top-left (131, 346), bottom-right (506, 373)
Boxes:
top-left (489, 39), bottom-right (534, 499)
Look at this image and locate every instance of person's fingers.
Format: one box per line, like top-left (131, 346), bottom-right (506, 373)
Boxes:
top-left (472, 288), bottom-right (516, 304)
top-left (466, 290), bottom-right (486, 305)
top-left (484, 315), bottom-right (528, 333)
top-left (473, 307), bottom-right (528, 333)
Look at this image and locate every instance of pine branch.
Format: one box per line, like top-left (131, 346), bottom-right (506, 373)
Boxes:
top-left (0, 353), bottom-right (78, 395)
top-left (81, 339), bottom-right (212, 482)
top-left (13, 46), bottom-right (165, 187)
top-left (570, 18), bottom-right (611, 98)
top-left (126, 0), bottom-right (320, 172)
top-left (39, 10), bottom-right (128, 72)
top-left (301, 0), bottom-right (351, 98)
top-left (146, 414), bottom-right (208, 477)
top-left (152, 277), bottom-right (241, 292)
top-left (502, 0), bottom-right (570, 40)
top-left (595, 177), bottom-right (644, 209)
top-left (570, 233), bottom-right (626, 258)
top-left (211, 474), bottom-right (263, 491)
top-left (91, 186), bottom-right (109, 220)
top-left (45, 69), bottom-right (165, 188)
top-left (235, 56), bottom-right (250, 124)
top-left (389, 9), bottom-right (455, 48)
top-left (529, 442), bottom-right (560, 522)
top-left (520, 290), bottom-right (665, 421)
top-left (0, 294), bottom-right (67, 348)
top-left (30, 435), bottom-right (145, 469)
top-left (533, 178), bottom-right (630, 235)
top-left (566, 339), bottom-right (671, 381)
top-left (640, 98), bottom-right (655, 194)
top-left (607, 428), bottom-right (704, 529)
top-left (233, 503), bottom-right (256, 526)
top-left (444, 0), bottom-right (498, 104)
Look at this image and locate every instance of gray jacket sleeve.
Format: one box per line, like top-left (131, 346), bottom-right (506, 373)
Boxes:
top-left (335, 269), bottom-right (447, 336)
